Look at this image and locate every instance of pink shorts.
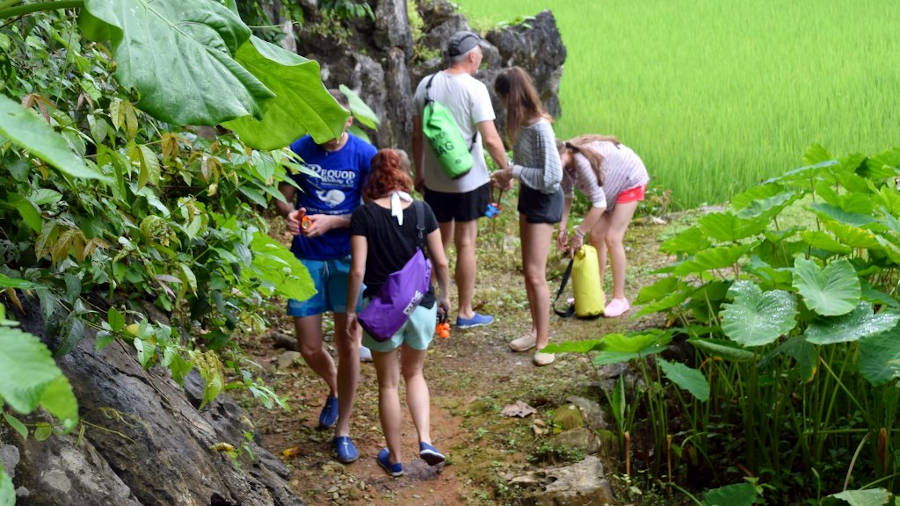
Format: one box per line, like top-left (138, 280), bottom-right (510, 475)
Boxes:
top-left (616, 185), bottom-right (647, 204)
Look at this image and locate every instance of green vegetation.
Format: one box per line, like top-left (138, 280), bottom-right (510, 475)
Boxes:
top-left (546, 144), bottom-right (900, 502)
top-left (0, 0), bottom-right (347, 462)
top-left (455, 0), bottom-right (900, 208)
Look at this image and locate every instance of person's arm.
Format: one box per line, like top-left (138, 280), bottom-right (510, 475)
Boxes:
top-left (425, 229), bottom-right (451, 315)
top-left (566, 158), bottom-right (607, 252)
top-left (509, 124), bottom-right (561, 191)
top-left (276, 182), bottom-right (302, 235)
top-left (477, 120), bottom-right (508, 172)
top-left (557, 195), bottom-right (573, 252)
top-left (412, 115), bottom-right (425, 192)
top-left (568, 205), bottom-right (605, 253)
top-left (345, 234), bottom-right (368, 338)
top-left (303, 213), bottom-right (351, 237)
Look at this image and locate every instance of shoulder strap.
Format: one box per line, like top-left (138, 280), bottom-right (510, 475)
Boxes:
top-left (415, 201), bottom-right (427, 252)
top-left (425, 73), bottom-right (437, 103)
top-left (552, 258), bottom-right (576, 318)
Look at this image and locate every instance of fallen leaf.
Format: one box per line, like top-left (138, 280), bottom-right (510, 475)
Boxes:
top-left (209, 442), bottom-right (234, 452)
top-left (502, 401), bottom-right (537, 418)
top-left (281, 446), bottom-right (302, 457)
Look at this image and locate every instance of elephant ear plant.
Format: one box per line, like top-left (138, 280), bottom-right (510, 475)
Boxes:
top-left (0, 0), bottom-right (358, 494)
top-left (545, 144), bottom-right (900, 501)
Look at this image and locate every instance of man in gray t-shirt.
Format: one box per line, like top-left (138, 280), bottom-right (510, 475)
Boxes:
top-left (412, 30), bottom-right (509, 329)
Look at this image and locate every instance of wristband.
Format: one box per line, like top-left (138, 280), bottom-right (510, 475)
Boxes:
top-left (574, 228), bottom-right (585, 238)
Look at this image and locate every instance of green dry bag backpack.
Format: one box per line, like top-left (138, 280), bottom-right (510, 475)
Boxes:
top-left (422, 74), bottom-right (477, 179)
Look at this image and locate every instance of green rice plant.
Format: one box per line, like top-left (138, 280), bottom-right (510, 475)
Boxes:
top-left (454, 0), bottom-right (900, 209)
top-left (546, 144), bottom-right (900, 499)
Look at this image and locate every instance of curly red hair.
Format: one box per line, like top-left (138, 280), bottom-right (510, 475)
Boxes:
top-left (363, 148), bottom-right (413, 201)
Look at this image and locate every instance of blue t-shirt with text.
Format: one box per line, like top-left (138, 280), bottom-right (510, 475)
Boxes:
top-left (289, 133), bottom-right (377, 260)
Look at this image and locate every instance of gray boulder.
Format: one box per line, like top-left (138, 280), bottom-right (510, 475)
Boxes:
top-left (509, 455), bottom-right (616, 505)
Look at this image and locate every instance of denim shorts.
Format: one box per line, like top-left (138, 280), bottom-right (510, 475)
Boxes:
top-left (286, 256), bottom-right (362, 317)
top-left (517, 184), bottom-right (563, 224)
top-left (361, 301), bottom-right (437, 353)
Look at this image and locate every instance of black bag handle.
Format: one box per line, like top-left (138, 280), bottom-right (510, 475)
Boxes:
top-left (553, 258), bottom-right (575, 318)
top-left (424, 73), bottom-right (478, 152)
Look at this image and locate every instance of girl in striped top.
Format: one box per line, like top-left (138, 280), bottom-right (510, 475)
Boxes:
top-left (491, 67), bottom-right (564, 366)
top-left (557, 135), bottom-right (649, 317)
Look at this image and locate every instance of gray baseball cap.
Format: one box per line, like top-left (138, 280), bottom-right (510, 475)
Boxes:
top-left (446, 31), bottom-right (482, 58)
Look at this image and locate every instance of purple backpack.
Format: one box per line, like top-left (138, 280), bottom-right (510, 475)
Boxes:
top-left (358, 202), bottom-right (432, 341)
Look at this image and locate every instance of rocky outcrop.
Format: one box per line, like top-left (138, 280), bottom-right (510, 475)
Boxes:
top-left (293, 0), bottom-right (566, 151)
top-left (7, 305), bottom-right (302, 506)
top-left (510, 456), bottom-right (616, 505)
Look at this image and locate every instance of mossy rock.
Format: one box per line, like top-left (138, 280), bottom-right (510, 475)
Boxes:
top-left (553, 404), bottom-right (584, 431)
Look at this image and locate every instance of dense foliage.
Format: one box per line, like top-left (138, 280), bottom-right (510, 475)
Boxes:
top-left (547, 145), bottom-right (900, 502)
top-left (0, 1), bottom-right (356, 495)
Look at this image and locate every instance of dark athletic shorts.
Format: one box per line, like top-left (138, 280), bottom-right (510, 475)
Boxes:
top-left (517, 184), bottom-right (563, 224)
top-left (424, 182), bottom-right (491, 223)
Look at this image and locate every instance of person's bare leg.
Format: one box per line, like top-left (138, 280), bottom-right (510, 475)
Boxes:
top-left (294, 315), bottom-right (337, 395)
top-left (400, 345), bottom-right (431, 444)
top-left (454, 219), bottom-right (480, 319)
top-left (604, 201), bottom-right (639, 300)
top-left (521, 221), bottom-right (554, 349)
top-left (519, 215), bottom-right (538, 326)
top-left (373, 349), bottom-right (403, 464)
top-left (589, 214), bottom-right (611, 289)
top-left (333, 312), bottom-right (360, 437)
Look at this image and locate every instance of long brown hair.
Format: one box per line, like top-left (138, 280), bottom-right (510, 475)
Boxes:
top-left (493, 66), bottom-right (551, 142)
top-left (363, 149), bottom-right (413, 201)
top-left (556, 135), bottom-right (621, 186)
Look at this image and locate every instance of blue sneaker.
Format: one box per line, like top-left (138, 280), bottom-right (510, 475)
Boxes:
top-left (317, 395), bottom-right (338, 429)
top-left (376, 448), bottom-right (404, 477)
top-left (455, 312), bottom-right (494, 329)
top-left (333, 436), bottom-right (359, 463)
top-left (419, 441), bottom-right (445, 466)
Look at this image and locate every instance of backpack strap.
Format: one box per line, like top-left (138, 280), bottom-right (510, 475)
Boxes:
top-left (415, 200), bottom-right (427, 254)
top-left (425, 73), bottom-right (478, 153)
top-left (552, 258), bottom-right (575, 318)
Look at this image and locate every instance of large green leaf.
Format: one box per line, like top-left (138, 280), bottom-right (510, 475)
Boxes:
top-left (0, 95), bottom-right (108, 181)
top-left (823, 221), bottom-right (880, 249)
top-left (829, 488), bottom-right (892, 506)
top-left (730, 182), bottom-right (788, 212)
top-left (633, 277), bottom-right (692, 316)
top-left (541, 339), bottom-right (604, 354)
top-left (697, 212), bottom-right (766, 243)
top-left (721, 281), bottom-right (797, 347)
top-left (0, 463), bottom-right (13, 506)
top-left (703, 482), bottom-right (758, 506)
top-left (800, 230), bottom-right (852, 255)
top-left (734, 189), bottom-right (798, 220)
top-left (666, 243), bottom-right (755, 276)
top-left (246, 232), bottom-right (315, 301)
top-left (658, 358), bottom-right (709, 401)
top-left (659, 226), bottom-right (710, 255)
top-left (772, 336), bottom-right (818, 382)
top-left (223, 36), bottom-right (349, 149)
top-left (339, 84), bottom-right (380, 130)
top-left (858, 326), bottom-right (900, 386)
top-left (792, 258), bottom-right (860, 316)
top-left (805, 302), bottom-right (900, 345)
top-left (592, 330), bottom-right (673, 365)
top-left (0, 327), bottom-right (78, 431)
top-left (811, 203), bottom-right (876, 228)
top-left (689, 338), bottom-right (754, 361)
top-left (79, 0), bottom-right (274, 126)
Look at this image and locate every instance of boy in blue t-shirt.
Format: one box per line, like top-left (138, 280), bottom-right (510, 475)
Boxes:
top-left (275, 90), bottom-right (377, 464)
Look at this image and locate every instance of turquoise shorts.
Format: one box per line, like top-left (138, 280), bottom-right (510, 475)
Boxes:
top-left (361, 301), bottom-right (437, 353)
top-left (286, 256), bottom-right (362, 317)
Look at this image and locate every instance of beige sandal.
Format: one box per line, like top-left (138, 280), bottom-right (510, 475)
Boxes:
top-left (509, 334), bottom-right (537, 352)
top-left (533, 350), bottom-right (556, 366)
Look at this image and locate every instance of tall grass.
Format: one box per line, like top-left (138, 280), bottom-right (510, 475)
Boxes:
top-left (454, 0), bottom-right (900, 208)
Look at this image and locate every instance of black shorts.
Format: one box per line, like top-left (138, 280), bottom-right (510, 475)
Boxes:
top-left (424, 182), bottom-right (491, 223)
top-left (517, 184), bottom-right (563, 224)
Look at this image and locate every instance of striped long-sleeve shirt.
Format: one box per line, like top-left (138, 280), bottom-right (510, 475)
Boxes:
top-left (510, 119), bottom-right (562, 194)
top-left (560, 140), bottom-right (649, 212)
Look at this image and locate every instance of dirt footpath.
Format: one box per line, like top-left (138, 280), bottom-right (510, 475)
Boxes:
top-left (240, 218), bottom-right (673, 505)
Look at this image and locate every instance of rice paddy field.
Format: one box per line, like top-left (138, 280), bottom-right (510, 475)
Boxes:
top-left (455, 0), bottom-right (900, 208)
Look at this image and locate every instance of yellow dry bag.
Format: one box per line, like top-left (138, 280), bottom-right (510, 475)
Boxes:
top-left (573, 244), bottom-right (605, 318)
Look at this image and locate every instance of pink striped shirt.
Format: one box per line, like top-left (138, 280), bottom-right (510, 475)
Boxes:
top-left (561, 140), bottom-right (649, 212)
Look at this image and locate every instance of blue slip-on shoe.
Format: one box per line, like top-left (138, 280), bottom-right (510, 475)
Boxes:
top-left (317, 395), bottom-right (339, 429)
top-left (376, 448), bottom-right (404, 477)
top-left (332, 436), bottom-right (359, 464)
top-left (455, 312), bottom-right (494, 329)
top-left (419, 441), bottom-right (445, 466)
